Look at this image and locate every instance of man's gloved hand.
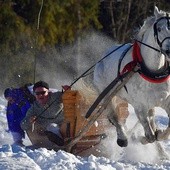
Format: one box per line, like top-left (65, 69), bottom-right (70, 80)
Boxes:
top-left (62, 85), bottom-right (71, 91)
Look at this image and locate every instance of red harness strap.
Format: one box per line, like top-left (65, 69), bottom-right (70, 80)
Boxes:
top-left (121, 41), bottom-right (170, 83)
top-left (120, 61), bottom-right (136, 75)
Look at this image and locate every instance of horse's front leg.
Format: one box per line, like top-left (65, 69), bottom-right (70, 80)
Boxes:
top-left (108, 112), bottom-right (128, 147)
top-left (107, 98), bottom-right (129, 147)
top-left (136, 109), bottom-right (156, 144)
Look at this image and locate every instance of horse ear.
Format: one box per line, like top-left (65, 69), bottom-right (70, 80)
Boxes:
top-left (154, 6), bottom-right (160, 19)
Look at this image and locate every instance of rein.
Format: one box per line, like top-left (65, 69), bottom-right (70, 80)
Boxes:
top-left (69, 43), bottom-right (128, 87)
top-left (33, 44), bottom-right (128, 122)
top-left (33, 98), bottom-right (62, 122)
top-left (134, 39), bottom-right (160, 53)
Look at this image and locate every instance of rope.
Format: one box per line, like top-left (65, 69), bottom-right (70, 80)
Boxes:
top-left (32, 43), bottom-right (128, 122)
top-left (33, 0), bottom-right (44, 84)
top-left (37, 0), bottom-right (44, 30)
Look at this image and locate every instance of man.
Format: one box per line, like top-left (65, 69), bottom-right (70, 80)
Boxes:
top-left (21, 81), bottom-right (64, 149)
top-left (4, 86), bottom-right (32, 146)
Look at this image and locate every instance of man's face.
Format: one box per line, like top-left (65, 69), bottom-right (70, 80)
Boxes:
top-left (34, 87), bottom-right (49, 105)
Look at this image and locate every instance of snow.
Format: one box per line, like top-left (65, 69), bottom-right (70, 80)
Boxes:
top-left (0, 96), bottom-right (170, 170)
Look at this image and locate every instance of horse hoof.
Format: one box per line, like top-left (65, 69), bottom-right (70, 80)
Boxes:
top-left (117, 139), bottom-right (128, 147)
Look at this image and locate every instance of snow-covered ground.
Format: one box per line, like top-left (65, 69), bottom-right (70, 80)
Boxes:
top-left (0, 96), bottom-right (170, 170)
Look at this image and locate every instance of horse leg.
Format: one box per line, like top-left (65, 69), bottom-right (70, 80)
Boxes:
top-left (156, 105), bottom-right (170, 141)
top-left (135, 108), bottom-right (156, 144)
top-left (147, 108), bottom-right (170, 142)
top-left (148, 108), bottom-right (156, 132)
top-left (154, 95), bottom-right (170, 141)
top-left (107, 97), bottom-right (129, 147)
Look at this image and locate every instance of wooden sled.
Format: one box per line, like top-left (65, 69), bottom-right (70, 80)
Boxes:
top-left (61, 89), bottom-right (129, 156)
top-left (26, 89), bottom-right (129, 156)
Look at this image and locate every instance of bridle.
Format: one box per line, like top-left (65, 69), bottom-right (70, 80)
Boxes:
top-left (136, 15), bottom-right (170, 55)
top-left (153, 15), bottom-right (170, 49)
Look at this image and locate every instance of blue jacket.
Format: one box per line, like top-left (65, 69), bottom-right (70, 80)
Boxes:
top-left (6, 88), bottom-right (31, 135)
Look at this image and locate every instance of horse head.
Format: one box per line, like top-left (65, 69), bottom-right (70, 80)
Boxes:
top-left (154, 6), bottom-right (170, 61)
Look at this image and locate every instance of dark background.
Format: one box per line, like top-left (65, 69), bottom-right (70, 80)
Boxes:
top-left (0, 0), bottom-right (170, 92)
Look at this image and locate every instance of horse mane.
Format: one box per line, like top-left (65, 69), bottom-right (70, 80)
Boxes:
top-left (136, 16), bottom-right (156, 40)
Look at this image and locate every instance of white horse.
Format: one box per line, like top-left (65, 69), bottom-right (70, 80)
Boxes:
top-left (75, 6), bottom-right (170, 147)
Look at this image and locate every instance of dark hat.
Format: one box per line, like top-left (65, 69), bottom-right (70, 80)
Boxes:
top-left (4, 88), bottom-right (13, 98)
top-left (33, 81), bottom-right (49, 91)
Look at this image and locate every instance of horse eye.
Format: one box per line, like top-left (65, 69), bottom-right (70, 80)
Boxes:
top-left (157, 27), bottom-right (161, 32)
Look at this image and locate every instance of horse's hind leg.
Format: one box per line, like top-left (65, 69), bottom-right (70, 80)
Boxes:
top-left (156, 107), bottom-right (170, 141)
top-left (107, 97), bottom-right (129, 147)
top-left (156, 122), bottom-right (170, 141)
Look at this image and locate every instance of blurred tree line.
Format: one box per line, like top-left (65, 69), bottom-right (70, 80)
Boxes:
top-left (0, 0), bottom-right (170, 92)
